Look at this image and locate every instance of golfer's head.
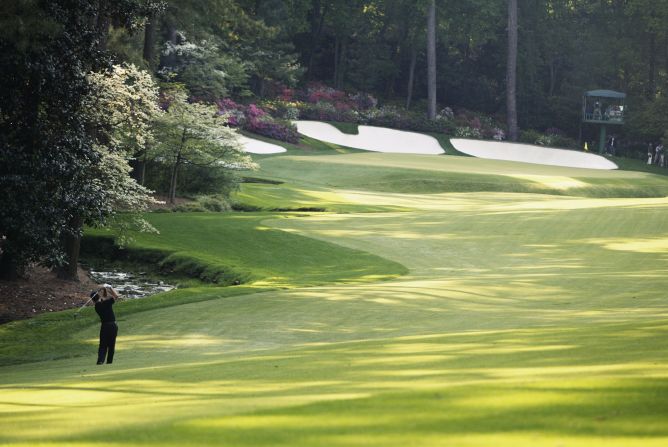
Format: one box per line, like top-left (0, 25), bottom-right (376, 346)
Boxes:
top-left (90, 287), bottom-right (107, 302)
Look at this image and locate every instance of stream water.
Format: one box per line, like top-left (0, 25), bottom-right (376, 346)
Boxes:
top-left (88, 268), bottom-right (176, 299)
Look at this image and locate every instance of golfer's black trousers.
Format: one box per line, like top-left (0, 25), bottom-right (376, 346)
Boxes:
top-left (98, 322), bottom-right (118, 364)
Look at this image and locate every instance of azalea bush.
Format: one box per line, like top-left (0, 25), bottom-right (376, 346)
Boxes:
top-left (216, 99), bottom-right (299, 144)
top-left (454, 126), bottom-right (483, 139)
top-left (253, 82), bottom-right (518, 141)
top-left (217, 82), bottom-right (588, 149)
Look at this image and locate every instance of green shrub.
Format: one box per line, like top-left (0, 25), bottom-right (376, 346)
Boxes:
top-left (197, 195), bottom-right (231, 212)
top-left (173, 203), bottom-right (207, 213)
top-left (519, 129), bottom-right (544, 145)
top-left (231, 202), bottom-right (262, 212)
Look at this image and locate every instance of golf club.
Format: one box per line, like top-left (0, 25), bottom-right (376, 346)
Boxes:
top-left (73, 287), bottom-right (104, 318)
top-left (73, 297), bottom-right (93, 318)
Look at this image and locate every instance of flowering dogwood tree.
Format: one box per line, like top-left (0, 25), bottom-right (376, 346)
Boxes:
top-left (155, 86), bottom-right (256, 203)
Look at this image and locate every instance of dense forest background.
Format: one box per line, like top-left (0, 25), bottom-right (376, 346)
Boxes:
top-left (114, 0), bottom-right (668, 145)
top-left (2, 0), bottom-right (668, 279)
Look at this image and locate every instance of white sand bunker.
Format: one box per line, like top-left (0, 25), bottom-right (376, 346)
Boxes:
top-left (295, 121), bottom-right (444, 155)
top-left (239, 135), bottom-right (286, 154)
top-left (451, 138), bottom-right (618, 170)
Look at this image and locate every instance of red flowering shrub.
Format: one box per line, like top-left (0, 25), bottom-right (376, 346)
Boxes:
top-left (214, 99), bottom-right (298, 144)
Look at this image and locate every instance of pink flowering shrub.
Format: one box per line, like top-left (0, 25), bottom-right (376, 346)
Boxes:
top-left (246, 104), bottom-right (266, 119)
top-left (215, 98), bottom-right (299, 144)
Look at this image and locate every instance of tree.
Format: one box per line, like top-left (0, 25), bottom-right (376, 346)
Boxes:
top-left (159, 33), bottom-right (252, 100)
top-left (154, 87), bottom-right (256, 204)
top-left (506, 0), bottom-right (518, 141)
top-left (156, 0), bottom-right (302, 98)
top-left (56, 64), bottom-right (162, 280)
top-left (0, 0), bottom-right (157, 280)
top-left (426, 0), bottom-right (437, 119)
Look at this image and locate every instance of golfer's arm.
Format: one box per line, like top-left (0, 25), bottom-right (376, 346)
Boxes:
top-left (108, 287), bottom-right (120, 299)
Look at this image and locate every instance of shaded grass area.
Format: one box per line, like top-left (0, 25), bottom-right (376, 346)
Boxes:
top-left (0, 286), bottom-right (262, 366)
top-left (118, 213), bottom-right (406, 288)
top-left (0, 212), bottom-right (405, 367)
top-left (3, 315), bottom-right (668, 446)
top-left (609, 154), bottom-right (668, 177)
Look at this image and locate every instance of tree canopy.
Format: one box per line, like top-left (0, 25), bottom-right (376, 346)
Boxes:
top-left (3, 0), bottom-right (668, 278)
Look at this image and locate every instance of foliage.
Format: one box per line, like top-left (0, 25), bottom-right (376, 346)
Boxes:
top-left (170, 195), bottom-right (231, 213)
top-left (84, 63), bottom-right (166, 243)
top-left (519, 129), bottom-right (545, 145)
top-left (159, 33), bottom-right (251, 101)
top-left (153, 86), bottom-right (256, 202)
top-left (216, 99), bottom-right (299, 143)
top-left (454, 126), bottom-right (483, 139)
top-left (86, 64), bottom-right (160, 158)
top-left (625, 97), bottom-right (668, 142)
top-left (0, 0), bottom-right (155, 277)
top-left (519, 128), bottom-right (578, 149)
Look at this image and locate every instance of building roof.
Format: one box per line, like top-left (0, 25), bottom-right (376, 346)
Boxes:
top-left (585, 89), bottom-right (626, 99)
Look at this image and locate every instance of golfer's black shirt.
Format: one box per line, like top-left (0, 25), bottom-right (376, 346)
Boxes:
top-left (95, 299), bottom-right (116, 323)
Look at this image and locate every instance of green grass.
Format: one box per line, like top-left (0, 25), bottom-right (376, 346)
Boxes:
top-left (0, 212), bottom-right (405, 366)
top-left (325, 121), bottom-right (359, 134)
top-left (2, 143), bottom-right (668, 446)
top-left (248, 152), bottom-right (668, 200)
top-left (608, 154), bottom-right (668, 177)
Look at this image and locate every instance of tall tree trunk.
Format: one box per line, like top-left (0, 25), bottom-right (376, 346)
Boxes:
top-left (333, 36), bottom-right (339, 86)
top-left (169, 155), bottom-right (180, 205)
top-left (130, 150), bottom-right (146, 185)
top-left (664, 33), bottom-right (668, 84)
top-left (56, 215), bottom-right (83, 281)
top-left (143, 11), bottom-right (157, 67)
top-left (406, 45), bottom-right (417, 109)
top-left (163, 24), bottom-right (178, 67)
top-left (648, 32), bottom-right (656, 99)
top-left (386, 43), bottom-right (401, 97)
top-left (548, 59), bottom-right (556, 97)
top-left (506, 0), bottom-right (519, 141)
top-left (140, 151), bottom-right (147, 186)
top-left (426, 0), bottom-right (437, 120)
top-left (307, 0), bottom-right (328, 80)
top-left (169, 129), bottom-right (186, 204)
top-left (337, 37), bottom-right (347, 89)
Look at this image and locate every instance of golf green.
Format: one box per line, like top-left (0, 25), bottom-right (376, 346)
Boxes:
top-left (1, 152), bottom-right (668, 446)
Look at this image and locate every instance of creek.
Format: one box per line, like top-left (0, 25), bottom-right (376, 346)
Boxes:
top-left (88, 268), bottom-right (176, 299)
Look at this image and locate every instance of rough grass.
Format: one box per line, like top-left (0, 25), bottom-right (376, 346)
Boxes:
top-left (2, 145), bottom-right (668, 446)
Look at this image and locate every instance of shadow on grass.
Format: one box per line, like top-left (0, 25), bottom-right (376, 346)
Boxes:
top-left (3, 321), bottom-right (668, 445)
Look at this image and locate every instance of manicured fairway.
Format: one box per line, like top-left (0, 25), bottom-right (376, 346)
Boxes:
top-left (1, 150), bottom-right (668, 446)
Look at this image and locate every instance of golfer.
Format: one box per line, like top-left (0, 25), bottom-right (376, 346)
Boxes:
top-left (91, 284), bottom-right (121, 365)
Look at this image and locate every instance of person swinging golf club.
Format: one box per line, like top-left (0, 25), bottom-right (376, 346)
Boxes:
top-left (90, 284), bottom-right (121, 365)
